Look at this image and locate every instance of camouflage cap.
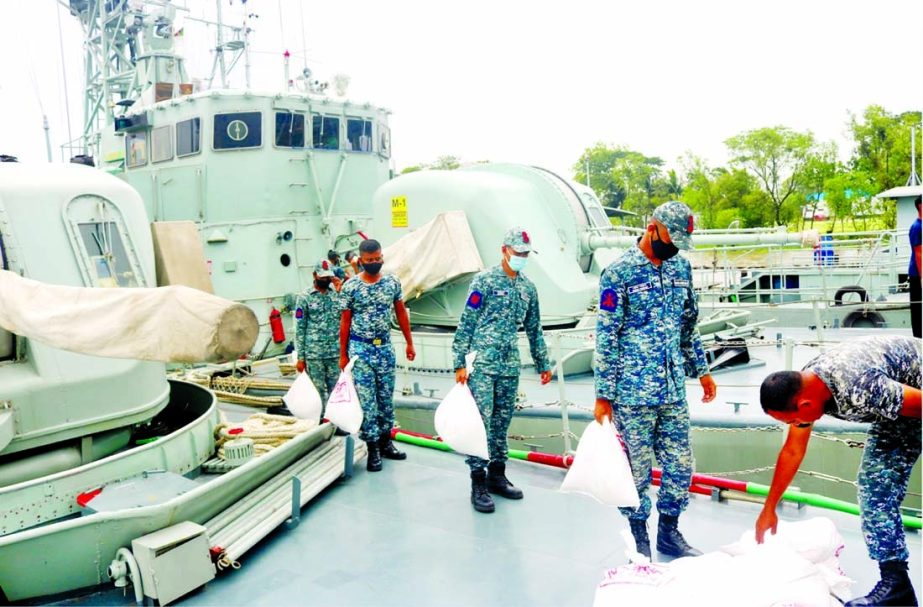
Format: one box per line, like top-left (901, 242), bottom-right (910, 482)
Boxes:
top-left (314, 259), bottom-right (336, 278)
top-left (652, 201), bottom-right (695, 250)
top-left (503, 226), bottom-right (533, 253)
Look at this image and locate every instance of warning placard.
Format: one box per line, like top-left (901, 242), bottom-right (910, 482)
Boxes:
top-left (391, 196), bottom-right (408, 228)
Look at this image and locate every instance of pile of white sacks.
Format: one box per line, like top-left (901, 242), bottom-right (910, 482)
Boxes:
top-left (593, 518), bottom-right (854, 607)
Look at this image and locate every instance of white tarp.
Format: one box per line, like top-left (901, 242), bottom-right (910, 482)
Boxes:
top-left (382, 211), bottom-right (484, 301)
top-left (0, 269), bottom-right (257, 363)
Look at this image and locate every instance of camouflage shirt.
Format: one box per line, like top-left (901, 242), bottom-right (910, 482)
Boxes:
top-left (339, 274), bottom-right (403, 339)
top-left (594, 243), bottom-right (708, 406)
top-left (295, 287), bottom-right (340, 360)
top-left (452, 265), bottom-right (550, 377)
top-left (804, 335), bottom-right (921, 423)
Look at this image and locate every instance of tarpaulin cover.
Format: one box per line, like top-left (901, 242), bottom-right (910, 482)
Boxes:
top-left (0, 269), bottom-right (257, 363)
top-left (382, 211), bottom-right (484, 301)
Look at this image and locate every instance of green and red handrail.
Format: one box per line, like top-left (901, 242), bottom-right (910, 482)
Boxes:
top-left (389, 428), bottom-right (922, 529)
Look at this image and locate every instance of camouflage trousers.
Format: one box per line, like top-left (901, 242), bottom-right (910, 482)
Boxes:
top-left (348, 340), bottom-right (396, 443)
top-left (858, 416), bottom-right (921, 562)
top-left (305, 357), bottom-right (339, 418)
top-left (465, 370), bottom-right (519, 472)
top-left (615, 402), bottom-right (693, 521)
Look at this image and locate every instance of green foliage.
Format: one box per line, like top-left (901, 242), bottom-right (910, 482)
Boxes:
top-left (848, 106), bottom-right (923, 190)
top-left (725, 126), bottom-right (815, 226)
top-left (573, 143), bottom-right (682, 224)
top-left (680, 154), bottom-right (771, 228)
top-left (399, 155), bottom-right (462, 174)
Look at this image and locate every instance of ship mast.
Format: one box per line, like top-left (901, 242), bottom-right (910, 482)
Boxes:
top-left (64, 0), bottom-right (249, 160)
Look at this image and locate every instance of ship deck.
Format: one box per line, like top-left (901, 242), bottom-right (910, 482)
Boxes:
top-left (51, 440), bottom-right (921, 606)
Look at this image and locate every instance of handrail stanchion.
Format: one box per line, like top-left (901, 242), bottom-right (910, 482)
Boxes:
top-left (553, 331), bottom-right (573, 456)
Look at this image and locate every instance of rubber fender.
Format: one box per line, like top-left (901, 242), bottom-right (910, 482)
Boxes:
top-left (833, 286), bottom-right (868, 306)
top-left (842, 309), bottom-right (886, 328)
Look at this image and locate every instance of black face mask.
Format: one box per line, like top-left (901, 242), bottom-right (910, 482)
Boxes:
top-left (315, 279), bottom-right (332, 290)
top-left (362, 262), bottom-right (383, 276)
top-left (651, 229), bottom-right (679, 261)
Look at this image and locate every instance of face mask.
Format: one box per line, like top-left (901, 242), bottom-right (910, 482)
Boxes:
top-left (362, 262), bottom-right (383, 275)
top-left (315, 278), bottom-right (332, 289)
top-left (651, 228), bottom-right (679, 261)
top-left (507, 254), bottom-right (528, 272)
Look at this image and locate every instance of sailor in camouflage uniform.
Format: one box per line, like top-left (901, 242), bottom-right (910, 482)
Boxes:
top-left (594, 201), bottom-right (717, 560)
top-left (758, 335), bottom-right (922, 607)
top-left (294, 259), bottom-right (343, 416)
top-left (339, 239), bottom-right (416, 472)
top-left (452, 227), bottom-right (553, 513)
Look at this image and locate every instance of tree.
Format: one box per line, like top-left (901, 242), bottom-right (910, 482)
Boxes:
top-left (680, 154), bottom-right (720, 228)
top-left (848, 105), bottom-right (923, 191)
top-left (398, 155), bottom-right (463, 174)
top-left (798, 142), bottom-right (838, 229)
top-left (725, 126), bottom-right (815, 226)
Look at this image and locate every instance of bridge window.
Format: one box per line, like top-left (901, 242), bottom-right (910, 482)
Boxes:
top-left (312, 115), bottom-right (339, 150)
top-left (176, 117), bottom-right (201, 157)
top-left (126, 132), bottom-right (147, 168)
top-left (346, 118), bottom-right (373, 152)
top-left (275, 112), bottom-right (305, 148)
top-left (214, 112), bottom-right (262, 150)
top-left (151, 126), bottom-right (173, 163)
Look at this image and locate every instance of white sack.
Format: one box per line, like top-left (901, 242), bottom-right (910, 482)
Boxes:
top-left (283, 372), bottom-right (323, 421)
top-left (561, 420), bottom-right (640, 507)
top-left (593, 518), bottom-right (853, 607)
top-left (325, 357), bottom-right (364, 434)
top-left (381, 211), bottom-right (484, 301)
top-left (0, 269), bottom-right (257, 363)
top-left (434, 352), bottom-right (489, 459)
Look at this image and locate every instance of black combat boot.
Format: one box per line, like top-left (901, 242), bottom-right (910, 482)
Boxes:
top-left (656, 514), bottom-right (702, 558)
top-left (628, 519), bottom-right (652, 561)
top-left (845, 560), bottom-right (918, 606)
top-left (366, 441), bottom-right (382, 472)
top-left (487, 461), bottom-right (524, 499)
top-left (378, 434), bottom-right (407, 460)
top-left (470, 469), bottom-right (495, 513)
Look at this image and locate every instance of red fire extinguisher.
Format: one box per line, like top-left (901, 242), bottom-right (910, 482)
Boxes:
top-left (269, 307), bottom-right (286, 344)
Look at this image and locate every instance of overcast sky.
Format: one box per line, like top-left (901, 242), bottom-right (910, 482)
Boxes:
top-left (1, 0), bottom-right (920, 178)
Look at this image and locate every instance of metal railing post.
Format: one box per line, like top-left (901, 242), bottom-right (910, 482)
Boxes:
top-left (554, 332), bottom-right (573, 455)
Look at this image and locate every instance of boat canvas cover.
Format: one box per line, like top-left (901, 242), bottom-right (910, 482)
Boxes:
top-left (0, 270), bottom-right (257, 362)
top-left (382, 211), bottom-right (484, 301)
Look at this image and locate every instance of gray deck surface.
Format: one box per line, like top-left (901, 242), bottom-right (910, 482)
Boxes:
top-left (54, 441), bottom-right (921, 606)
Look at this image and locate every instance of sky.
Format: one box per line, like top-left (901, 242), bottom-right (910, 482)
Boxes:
top-left (1, 0), bottom-right (921, 179)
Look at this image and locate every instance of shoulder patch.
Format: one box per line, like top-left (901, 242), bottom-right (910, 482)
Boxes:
top-left (295, 307), bottom-right (304, 319)
top-left (467, 290), bottom-right (483, 309)
top-left (599, 288), bottom-right (618, 312)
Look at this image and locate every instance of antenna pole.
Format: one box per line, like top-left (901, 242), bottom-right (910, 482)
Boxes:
top-left (216, 0), bottom-right (228, 88)
top-left (43, 115), bottom-right (53, 163)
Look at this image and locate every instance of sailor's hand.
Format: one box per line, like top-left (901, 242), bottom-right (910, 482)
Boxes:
top-left (755, 507), bottom-right (778, 543)
top-left (455, 368), bottom-right (468, 384)
top-left (700, 374), bottom-right (717, 403)
top-left (406, 343), bottom-right (416, 362)
top-left (594, 398), bottom-right (613, 424)
top-left (540, 370), bottom-right (552, 385)
top-left (331, 277), bottom-right (343, 292)
top-left (296, 360), bottom-right (306, 373)
top-left (339, 354), bottom-right (349, 371)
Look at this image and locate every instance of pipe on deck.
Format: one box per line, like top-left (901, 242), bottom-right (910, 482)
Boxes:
top-left (391, 429), bottom-right (923, 529)
top-left (582, 229), bottom-right (818, 253)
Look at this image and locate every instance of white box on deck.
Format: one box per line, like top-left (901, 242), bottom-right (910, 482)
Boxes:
top-left (131, 521), bottom-right (215, 605)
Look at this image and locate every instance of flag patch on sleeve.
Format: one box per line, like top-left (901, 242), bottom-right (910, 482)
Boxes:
top-left (599, 288), bottom-right (618, 312)
top-left (467, 291), bottom-right (483, 309)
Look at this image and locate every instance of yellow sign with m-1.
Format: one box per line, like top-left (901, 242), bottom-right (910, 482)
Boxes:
top-left (391, 196), bottom-right (408, 228)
